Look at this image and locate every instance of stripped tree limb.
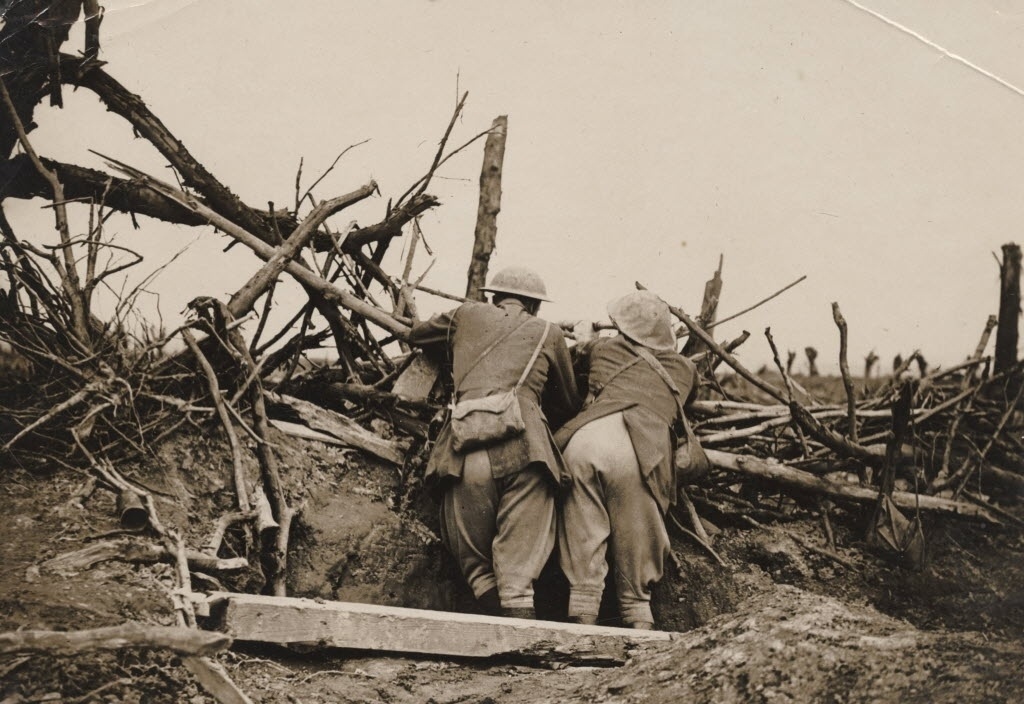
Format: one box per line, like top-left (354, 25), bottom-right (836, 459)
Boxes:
top-left (182, 655), bottom-right (254, 704)
top-left (41, 539), bottom-right (249, 575)
top-left (832, 302), bottom-right (858, 442)
top-left (706, 450), bottom-right (1000, 525)
top-left (228, 182), bottom-right (377, 317)
top-left (0, 77), bottom-right (92, 346)
top-left (182, 329), bottom-right (250, 513)
top-left (99, 157), bottom-right (409, 337)
top-left (765, 327), bottom-right (810, 455)
top-left (789, 403), bottom-right (883, 465)
top-left (0, 624), bottom-right (231, 658)
top-left (637, 281), bottom-right (788, 404)
top-left (676, 275), bottom-right (807, 339)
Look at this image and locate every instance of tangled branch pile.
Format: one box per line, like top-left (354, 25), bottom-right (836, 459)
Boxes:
top-left (2, 0), bottom-right (1023, 609)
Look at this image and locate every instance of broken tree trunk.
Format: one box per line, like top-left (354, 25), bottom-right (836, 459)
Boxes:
top-left (203, 593), bottom-right (670, 664)
top-left (682, 255), bottom-right (723, 356)
top-left (466, 115), bottom-right (507, 301)
top-left (705, 450), bottom-right (1000, 525)
top-left (995, 242), bottom-right (1021, 373)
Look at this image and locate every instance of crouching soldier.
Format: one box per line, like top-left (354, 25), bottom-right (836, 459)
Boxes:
top-left (408, 266), bottom-right (580, 619)
top-left (556, 291), bottom-right (698, 629)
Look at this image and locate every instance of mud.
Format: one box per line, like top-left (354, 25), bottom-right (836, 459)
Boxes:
top-left (2, 427), bottom-right (1023, 703)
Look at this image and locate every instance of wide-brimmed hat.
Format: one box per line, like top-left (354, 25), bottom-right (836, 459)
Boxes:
top-left (607, 291), bottom-right (676, 352)
top-left (480, 266), bottom-right (551, 302)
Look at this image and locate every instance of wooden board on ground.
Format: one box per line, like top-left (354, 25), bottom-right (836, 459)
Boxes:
top-left (269, 393), bottom-right (408, 465)
top-left (391, 354), bottom-right (441, 401)
top-left (203, 593), bottom-right (672, 664)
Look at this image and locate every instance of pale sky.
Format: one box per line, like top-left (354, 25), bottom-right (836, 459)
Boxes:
top-left (8, 0), bottom-right (1024, 374)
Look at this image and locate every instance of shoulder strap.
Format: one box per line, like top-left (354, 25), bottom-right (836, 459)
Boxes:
top-left (514, 321), bottom-right (551, 389)
top-left (631, 343), bottom-right (687, 429)
top-left (590, 355), bottom-right (641, 400)
top-left (455, 317), bottom-right (531, 389)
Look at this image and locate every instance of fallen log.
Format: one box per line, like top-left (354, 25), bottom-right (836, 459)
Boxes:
top-left (706, 450), bottom-right (1001, 525)
top-left (203, 592), bottom-right (670, 664)
top-left (41, 539), bottom-right (250, 575)
top-left (269, 393), bottom-right (408, 465)
top-left (0, 623), bottom-right (231, 657)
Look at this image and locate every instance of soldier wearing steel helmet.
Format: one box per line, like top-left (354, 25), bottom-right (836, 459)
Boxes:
top-left (408, 266), bottom-right (581, 619)
top-left (556, 290), bottom-right (698, 629)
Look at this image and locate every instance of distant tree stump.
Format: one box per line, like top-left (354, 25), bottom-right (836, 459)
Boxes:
top-left (804, 347), bottom-right (819, 377)
top-left (864, 350), bottom-right (879, 379)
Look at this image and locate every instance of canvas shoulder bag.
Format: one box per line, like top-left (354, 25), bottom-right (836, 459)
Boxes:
top-left (631, 344), bottom-right (711, 484)
top-left (449, 320), bottom-right (551, 453)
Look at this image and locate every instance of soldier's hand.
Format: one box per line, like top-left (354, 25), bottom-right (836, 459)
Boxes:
top-left (572, 320), bottom-right (598, 345)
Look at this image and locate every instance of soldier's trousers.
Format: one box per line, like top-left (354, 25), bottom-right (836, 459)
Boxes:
top-left (558, 411), bottom-right (668, 626)
top-left (440, 450), bottom-right (556, 609)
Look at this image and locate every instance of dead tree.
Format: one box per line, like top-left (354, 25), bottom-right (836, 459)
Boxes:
top-left (864, 350), bottom-right (879, 379)
top-left (804, 347), bottom-right (819, 377)
top-left (682, 255), bottom-right (723, 356)
top-left (465, 116), bottom-right (507, 301)
top-left (786, 350), bottom-right (797, 376)
top-left (995, 242), bottom-right (1021, 373)
top-left (914, 353), bottom-right (928, 377)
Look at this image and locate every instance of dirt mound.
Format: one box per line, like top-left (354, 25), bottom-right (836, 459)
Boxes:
top-left (532, 585), bottom-right (1024, 704)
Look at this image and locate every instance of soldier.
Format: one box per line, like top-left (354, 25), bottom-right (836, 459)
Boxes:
top-left (408, 266), bottom-right (580, 619)
top-left (556, 290), bottom-right (698, 629)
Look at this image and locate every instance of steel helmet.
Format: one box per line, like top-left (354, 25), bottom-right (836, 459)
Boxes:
top-left (607, 290), bottom-right (677, 352)
top-left (480, 266), bottom-right (551, 302)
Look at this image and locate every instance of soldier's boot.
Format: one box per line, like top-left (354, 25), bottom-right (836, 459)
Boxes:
top-left (477, 587), bottom-right (501, 616)
top-left (569, 614), bottom-right (598, 625)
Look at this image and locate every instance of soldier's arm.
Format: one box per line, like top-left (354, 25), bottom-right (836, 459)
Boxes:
top-left (542, 329), bottom-right (583, 430)
top-left (407, 306), bottom-right (460, 349)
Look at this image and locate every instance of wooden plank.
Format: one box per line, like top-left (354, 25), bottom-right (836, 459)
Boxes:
top-left (391, 354), bottom-right (441, 401)
top-left (270, 393), bottom-right (408, 465)
top-left (204, 593), bottom-right (671, 664)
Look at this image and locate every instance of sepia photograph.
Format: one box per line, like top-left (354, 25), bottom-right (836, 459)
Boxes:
top-left (1, 1), bottom-right (1023, 701)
